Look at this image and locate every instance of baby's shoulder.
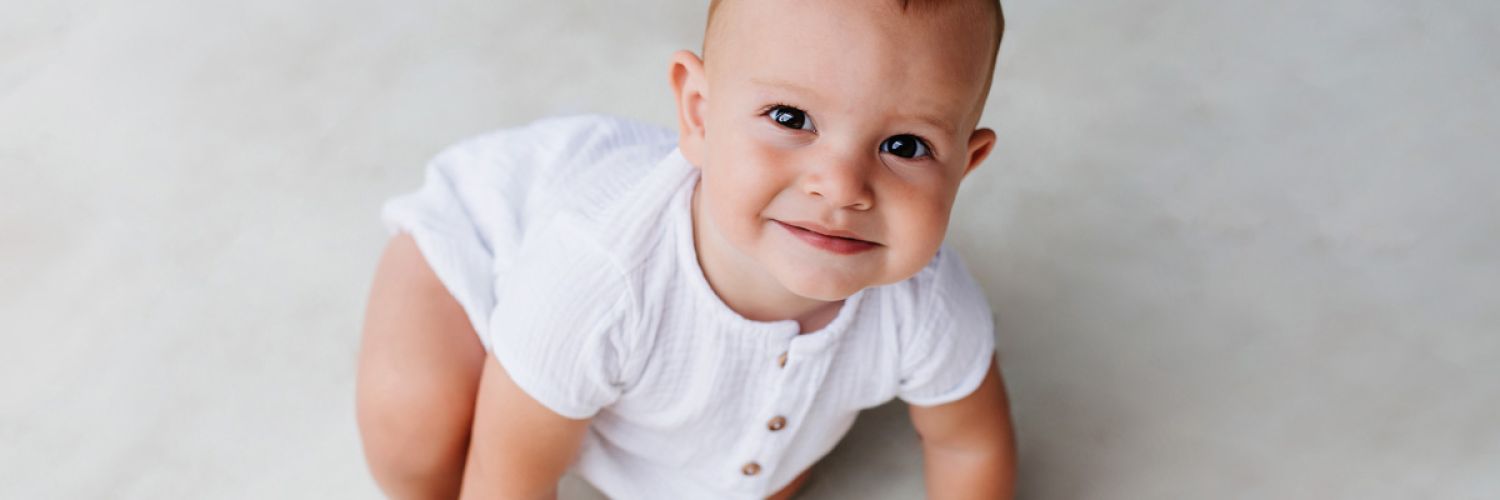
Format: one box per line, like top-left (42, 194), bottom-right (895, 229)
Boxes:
top-left (444, 113), bottom-right (674, 165)
top-left (430, 113), bottom-right (677, 212)
top-left (493, 112), bottom-right (689, 299)
top-left (871, 244), bottom-right (997, 406)
top-left (432, 112), bottom-right (683, 261)
top-left (877, 243), bottom-right (994, 338)
top-left (527, 115), bottom-right (679, 212)
top-left (884, 243), bottom-right (982, 306)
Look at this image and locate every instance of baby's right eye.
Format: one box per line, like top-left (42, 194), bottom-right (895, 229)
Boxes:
top-left (766, 105), bottom-right (815, 132)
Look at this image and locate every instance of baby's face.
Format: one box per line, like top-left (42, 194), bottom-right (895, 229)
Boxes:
top-left (674, 0), bottom-right (998, 300)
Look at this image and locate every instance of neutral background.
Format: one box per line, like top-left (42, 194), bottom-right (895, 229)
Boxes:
top-left (2, 0), bottom-right (1496, 498)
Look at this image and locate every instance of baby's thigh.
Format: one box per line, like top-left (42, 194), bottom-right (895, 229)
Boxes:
top-left (356, 234), bottom-right (487, 475)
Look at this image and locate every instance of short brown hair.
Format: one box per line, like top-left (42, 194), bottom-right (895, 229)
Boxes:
top-left (701, 0), bottom-right (1006, 110)
top-left (703, 0), bottom-right (1005, 64)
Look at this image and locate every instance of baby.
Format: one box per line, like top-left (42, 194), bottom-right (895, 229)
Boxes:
top-left (357, 0), bottom-right (1015, 498)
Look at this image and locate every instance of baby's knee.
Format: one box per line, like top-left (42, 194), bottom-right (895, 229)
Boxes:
top-left (357, 398), bottom-right (471, 497)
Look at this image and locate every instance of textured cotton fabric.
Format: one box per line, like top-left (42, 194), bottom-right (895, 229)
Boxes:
top-left (381, 115), bottom-right (996, 499)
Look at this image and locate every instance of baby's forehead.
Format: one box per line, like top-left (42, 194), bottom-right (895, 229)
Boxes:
top-left (705, 0), bottom-right (1000, 122)
top-left (704, 0), bottom-right (1001, 60)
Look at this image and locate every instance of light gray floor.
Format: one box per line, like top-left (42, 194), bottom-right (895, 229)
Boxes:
top-left (2, 0), bottom-right (1497, 499)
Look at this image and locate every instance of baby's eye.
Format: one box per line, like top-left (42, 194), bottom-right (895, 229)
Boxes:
top-left (766, 105), bottom-right (815, 132)
top-left (880, 134), bottom-right (931, 159)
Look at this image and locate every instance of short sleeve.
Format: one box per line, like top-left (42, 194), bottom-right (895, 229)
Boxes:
top-left (380, 133), bottom-right (519, 340)
top-left (380, 114), bottom-right (668, 345)
top-left (486, 216), bottom-right (637, 419)
top-left (379, 118), bottom-right (580, 338)
top-left (897, 245), bottom-right (997, 406)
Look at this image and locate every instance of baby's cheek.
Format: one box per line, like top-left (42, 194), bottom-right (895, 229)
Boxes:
top-left (702, 173), bottom-right (771, 249)
top-left (889, 201), bottom-right (951, 274)
top-left (717, 166), bottom-right (770, 207)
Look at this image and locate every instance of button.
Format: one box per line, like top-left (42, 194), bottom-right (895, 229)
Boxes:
top-left (776, 351), bottom-right (788, 368)
top-left (742, 462), bottom-right (762, 476)
top-left (767, 416), bottom-right (787, 431)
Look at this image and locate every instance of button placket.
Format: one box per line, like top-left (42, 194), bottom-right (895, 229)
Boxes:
top-left (744, 340), bottom-right (840, 484)
top-left (736, 338), bottom-right (799, 482)
top-left (766, 341), bottom-right (805, 430)
top-left (737, 294), bottom-right (860, 485)
top-left (739, 331), bottom-right (843, 484)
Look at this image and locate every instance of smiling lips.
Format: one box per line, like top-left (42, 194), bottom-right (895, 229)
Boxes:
top-left (774, 220), bottom-right (880, 255)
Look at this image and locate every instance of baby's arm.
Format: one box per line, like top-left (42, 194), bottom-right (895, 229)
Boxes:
top-left (459, 354), bottom-right (592, 499)
top-left (907, 354), bottom-right (1018, 500)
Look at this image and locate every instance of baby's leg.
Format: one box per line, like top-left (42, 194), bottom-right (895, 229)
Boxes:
top-left (768, 468), bottom-right (813, 500)
top-left (356, 234), bottom-right (487, 499)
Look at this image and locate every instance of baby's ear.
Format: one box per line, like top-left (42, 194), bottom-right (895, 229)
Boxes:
top-left (669, 50), bottom-right (709, 167)
top-left (962, 127), bottom-right (997, 180)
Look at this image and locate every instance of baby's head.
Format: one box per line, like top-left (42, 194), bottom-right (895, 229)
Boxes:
top-left (671, 0), bottom-right (1004, 301)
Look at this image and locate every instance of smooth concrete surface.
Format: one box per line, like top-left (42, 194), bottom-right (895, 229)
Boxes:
top-left (2, 0), bottom-right (1497, 498)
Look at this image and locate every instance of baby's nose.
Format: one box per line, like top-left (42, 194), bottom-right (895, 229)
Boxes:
top-left (801, 154), bottom-right (874, 211)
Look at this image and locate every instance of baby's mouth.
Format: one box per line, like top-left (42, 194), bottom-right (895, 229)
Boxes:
top-left (773, 220), bottom-right (881, 254)
top-left (777, 220), bottom-right (873, 242)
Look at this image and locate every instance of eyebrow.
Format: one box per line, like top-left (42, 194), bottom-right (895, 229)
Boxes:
top-left (906, 113), bottom-right (956, 138)
top-left (750, 77), bottom-right (822, 98)
top-left (748, 77), bottom-right (957, 138)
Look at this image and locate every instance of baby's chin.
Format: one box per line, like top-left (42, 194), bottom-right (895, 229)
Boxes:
top-left (784, 282), bottom-right (862, 303)
top-left (771, 263), bottom-right (877, 302)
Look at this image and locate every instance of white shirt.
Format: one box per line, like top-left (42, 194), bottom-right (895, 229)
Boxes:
top-left (381, 114), bottom-right (996, 499)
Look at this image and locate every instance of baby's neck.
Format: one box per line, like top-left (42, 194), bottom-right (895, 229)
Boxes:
top-left (792, 301), bottom-right (843, 334)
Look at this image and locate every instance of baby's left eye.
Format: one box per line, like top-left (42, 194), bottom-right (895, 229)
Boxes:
top-left (880, 134), bottom-right (931, 159)
top-left (766, 105), bottom-right (815, 132)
